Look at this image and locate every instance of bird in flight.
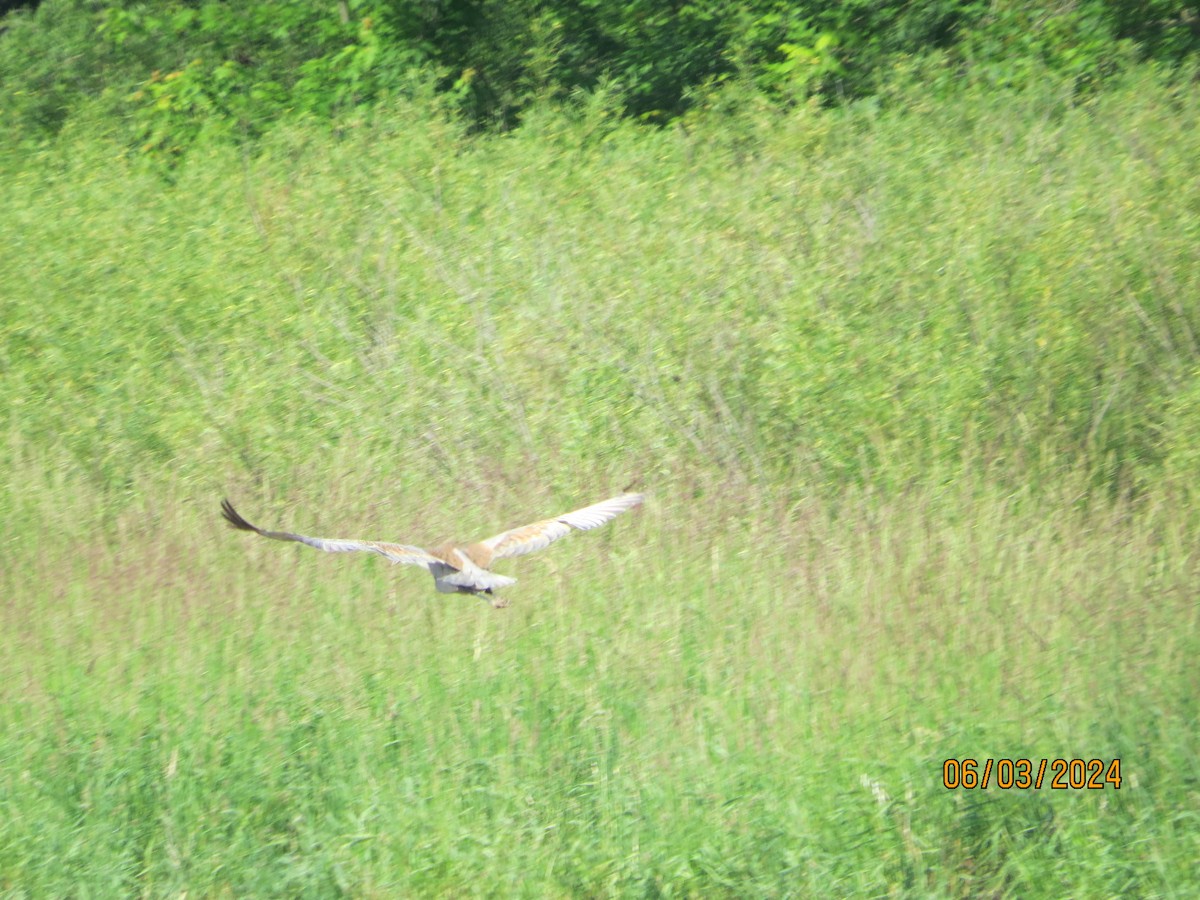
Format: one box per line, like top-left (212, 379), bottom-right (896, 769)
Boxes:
top-left (220, 492), bottom-right (644, 607)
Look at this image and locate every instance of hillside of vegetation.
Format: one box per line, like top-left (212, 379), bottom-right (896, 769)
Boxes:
top-left (2, 1), bottom-right (1199, 895)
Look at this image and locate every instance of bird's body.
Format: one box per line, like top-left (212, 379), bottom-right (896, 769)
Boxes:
top-left (220, 492), bottom-right (644, 607)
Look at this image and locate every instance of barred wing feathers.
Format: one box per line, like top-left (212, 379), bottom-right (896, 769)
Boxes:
top-left (480, 492), bottom-right (644, 561)
top-left (220, 499), bottom-right (441, 569)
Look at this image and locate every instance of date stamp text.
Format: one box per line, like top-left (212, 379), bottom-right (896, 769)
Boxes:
top-left (942, 758), bottom-right (1122, 790)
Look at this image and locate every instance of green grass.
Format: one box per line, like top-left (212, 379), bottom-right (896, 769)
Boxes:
top-left (3, 473), bottom-right (1196, 895)
top-left (2, 67), bottom-right (1199, 895)
top-left (4, 68), bottom-right (1199, 497)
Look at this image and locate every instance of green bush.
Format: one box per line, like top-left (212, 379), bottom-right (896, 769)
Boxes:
top-left (5, 0), bottom-right (1197, 158)
top-left (0, 0), bottom-right (119, 144)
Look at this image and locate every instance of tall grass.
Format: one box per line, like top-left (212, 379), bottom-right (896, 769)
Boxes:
top-left (2, 67), bottom-right (1199, 894)
top-left (3, 68), bottom-right (1199, 498)
top-left (3, 464), bottom-right (1196, 894)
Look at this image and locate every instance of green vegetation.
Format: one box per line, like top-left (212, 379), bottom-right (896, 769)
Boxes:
top-left (5, 66), bottom-right (1200, 497)
top-left (3, 0), bottom-right (1198, 152)
top-left (2, 1), bottom-right (1200, 895)
top-left (4, 471), bottom-right (1196, 895)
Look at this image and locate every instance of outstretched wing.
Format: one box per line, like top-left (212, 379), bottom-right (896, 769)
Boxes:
top-left (479, 492), bottom-right (644, 561)
top-left (220, 499), bottom-right (442, 569)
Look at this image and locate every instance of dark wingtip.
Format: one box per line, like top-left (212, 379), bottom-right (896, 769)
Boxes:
top-left (221, 498), bottom-right (257, 532)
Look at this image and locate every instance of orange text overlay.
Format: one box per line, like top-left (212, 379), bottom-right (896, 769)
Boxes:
top-left (942, 758), bottom-right (1122, 790)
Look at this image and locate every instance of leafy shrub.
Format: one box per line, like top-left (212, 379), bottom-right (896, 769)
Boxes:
top-left (4, 0), bottom-right (1198, 158)
top-left (102, 2), bottom-right (433, 160)
top-left (0, 0), bottom-right (118, 144)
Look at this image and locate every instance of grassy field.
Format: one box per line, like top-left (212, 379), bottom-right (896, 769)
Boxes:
top-left (2, 67), bottom-right (1199, 895)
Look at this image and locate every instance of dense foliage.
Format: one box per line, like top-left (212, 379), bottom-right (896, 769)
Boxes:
top-left (2, 0), bottom-right (1198, 155)
top-left (2, 0), bottom-right (1198, 496)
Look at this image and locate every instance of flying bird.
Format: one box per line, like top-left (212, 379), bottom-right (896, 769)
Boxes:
top-left (220, 492), bottom-right (644, 607)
